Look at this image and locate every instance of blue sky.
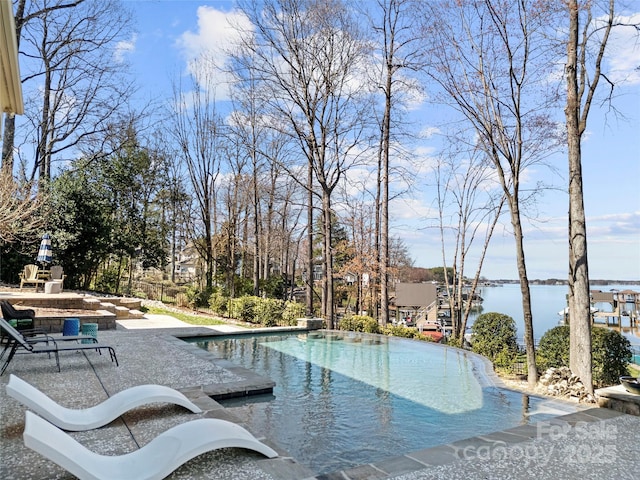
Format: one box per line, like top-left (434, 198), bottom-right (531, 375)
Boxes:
top-left (124, 0), bottom-right (640, 281)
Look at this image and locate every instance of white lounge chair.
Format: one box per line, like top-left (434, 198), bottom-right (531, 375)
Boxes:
top-left (6, 375), bottom-right (203, 431)
top-left (23, 411), bottom-right (278, 480)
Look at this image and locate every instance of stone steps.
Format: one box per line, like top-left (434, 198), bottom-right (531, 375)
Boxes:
top-left (98, 302), bottom-right (116, 314)
top-left (82, 298), bottom-right (102, 310)
top-left (95, 297), bottom-right (142, 310)
top-left (115, 305), bottom-right (135, 318)
top-left (127, 309), bottom-right (145, 319)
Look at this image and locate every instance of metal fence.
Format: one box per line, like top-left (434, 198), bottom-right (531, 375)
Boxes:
top-left (128, 281), bottom-right (188, 305)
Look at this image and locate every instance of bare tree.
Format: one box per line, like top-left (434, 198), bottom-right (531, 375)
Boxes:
top-left (228, 66), bottom-right (296, 295)
top-left (219, 131), bottom-right (252, 297)
top-left (236, 0), bottom-right (370, 327)
top-left (434, 140), bottom-right (505, 341)
top-left (0, 171), bottom-right (47, 244)
top-left (563, 0), bottom-right (637, 393)
top-left (258, 135), bottom-right (294, 283)
top-left (2, 0), bottom-right (82, 174)
top-left (368, 0), bottom-right (421, 325)
top-left (419, 0), bottom-right (562, 387)
top-left (4, 0), bottom-right (134, 187)
top-left (228, 112), bottom-right (262, 295)
top-left (170, 67), bottom-right (223, 291)
top-left (336, 183), bottom-right (379, 315)
top-left (160, 153), bottom-right (191, 285)
top-left (269, 162), bottom-right (306, 295)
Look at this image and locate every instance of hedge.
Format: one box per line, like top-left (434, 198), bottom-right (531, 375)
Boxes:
top-left (537, 325), bottom-right (632, 387)
top-left (470, 312), bottom-right (519, 368)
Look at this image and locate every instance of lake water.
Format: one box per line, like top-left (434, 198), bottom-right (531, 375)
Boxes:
top-left (468, 283), bottom-right (640, 347)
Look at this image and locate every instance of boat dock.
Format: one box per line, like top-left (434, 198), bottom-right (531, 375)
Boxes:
top-left (590, 289), bottom-right (639, 328)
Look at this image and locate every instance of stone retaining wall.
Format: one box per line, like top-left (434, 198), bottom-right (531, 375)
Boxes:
top-left (3, 294), bottom-right (135, 332)
top-left (596, 385), bottom-right (640, 416)
top-left (33, 312), bottom-right (117, 333)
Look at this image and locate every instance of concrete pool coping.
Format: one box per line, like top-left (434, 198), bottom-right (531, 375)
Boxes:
top-left (1, 318), bottom-right (639, 480)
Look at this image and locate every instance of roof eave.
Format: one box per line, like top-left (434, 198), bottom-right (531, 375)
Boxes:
top-left (0, 0), bottom-right (24, 117)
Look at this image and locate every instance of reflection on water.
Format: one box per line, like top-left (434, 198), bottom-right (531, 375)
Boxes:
top-left (193, 332), bottom-right (576, 475)
top-left (616, 325), bottom-right (640, 342)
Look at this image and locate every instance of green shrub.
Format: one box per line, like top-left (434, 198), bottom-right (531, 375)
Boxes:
top-left (282, 301), bottom-right (307, 326)
top-left (233, 276), bottom-right (254, 297)
top-left (184, 285), bottom-right (212, 309)
top-left (131, 290), bottom-right (147, 299)
top-left (536, 326), bottom-right (570, 370)
top-left (537, 325), bottom-right (632, 388)
top-left (254, 297), bottom-right (285, 327)
top-left (381, 324), bottom-right (427, 340)
top-left (183, 285), bottom-right (199, 309)
top-left (339, 315), bottom-right (380, 333)
top-left (227, 296), bottom-right (288, 327)
top-left (260, 275), bottom-right (286, 298)
top-left (471, 312), bottom-right (519, 368)
top-left (228, 296), bottom-right (258, 323)
top-left (592, 327), bottom-right (632, 387)
top-left (208, 291), bottom-right (228, 316)
top-left (94, 267), bottom-right (119, 293)
top-left (445, 335), bottom-right (464, 348)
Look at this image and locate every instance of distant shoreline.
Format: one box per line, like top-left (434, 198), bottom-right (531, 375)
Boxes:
top-left (487, 279), bottom-right (640, 286)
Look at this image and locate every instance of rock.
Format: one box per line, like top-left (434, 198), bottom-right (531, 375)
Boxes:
top-left (536, 367), bottom-right (595, 403)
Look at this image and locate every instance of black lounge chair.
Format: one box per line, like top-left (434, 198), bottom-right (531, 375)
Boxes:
top-left (0, 318), bottom-right (118, 375)
top-left (0, 300), bottom-right (36, 330)
top-left (1, 321), bottom-right (98, 361)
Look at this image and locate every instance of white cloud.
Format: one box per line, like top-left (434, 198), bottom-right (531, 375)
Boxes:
top-left (606, 13), bottom-right (640, 85)
top-left (114, 34), bottom-right (137, 63)
top-left (176, 7), bottom-right (253, 99)
top-left (419, 126), bottom-right (440, 139)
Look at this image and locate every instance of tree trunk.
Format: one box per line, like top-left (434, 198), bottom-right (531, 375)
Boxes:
top-left (565, 0), bottom-right (593, 394)
top-left (306, 163), bottom-right (314, 317)
top-left (379, 59), bottom-right (391, 327)
top-left (323, 192), bottom-right (334, 329)
top-left (1, 116), bottom-right (16, 173)
top-left (252, 163), bottom-right (260, 296)
top-left (510, 198), bottom-right (538, 388)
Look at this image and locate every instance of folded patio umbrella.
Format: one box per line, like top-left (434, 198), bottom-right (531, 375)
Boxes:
top-left (36, 233), bottom-right (52, 265)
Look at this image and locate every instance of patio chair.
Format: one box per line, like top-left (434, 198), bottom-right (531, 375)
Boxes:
top-left (6, 374), bottom-right (202, 431)
top-left (0, 318), bottom-right (118, 375)
top-left (1, 316), bottom-right (98, 362)
top-left (0, 300), bottom-right (36, 330)
top-left (19, 264), bottom-right (46, 291)
top-left (23, 411), bottom-right (278, 480)
top-left (50, 265), bottom-right (66, 291)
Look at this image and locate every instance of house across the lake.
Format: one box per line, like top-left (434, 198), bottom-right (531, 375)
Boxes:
top-left (391, 282), bottom-right (439, 327)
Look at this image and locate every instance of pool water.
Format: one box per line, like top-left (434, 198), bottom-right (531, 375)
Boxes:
top-left (190, 332), bottom-right (575, 475)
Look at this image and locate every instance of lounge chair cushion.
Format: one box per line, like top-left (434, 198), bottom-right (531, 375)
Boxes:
top-left (0, 300), bottom-right (36, 330)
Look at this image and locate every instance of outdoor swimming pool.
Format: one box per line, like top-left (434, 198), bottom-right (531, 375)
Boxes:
top-left (190, 331), bottom-right (576, 475)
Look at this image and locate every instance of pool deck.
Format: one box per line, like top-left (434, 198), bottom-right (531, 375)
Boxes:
top-left (1, 314), bottom-right (640, 480)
